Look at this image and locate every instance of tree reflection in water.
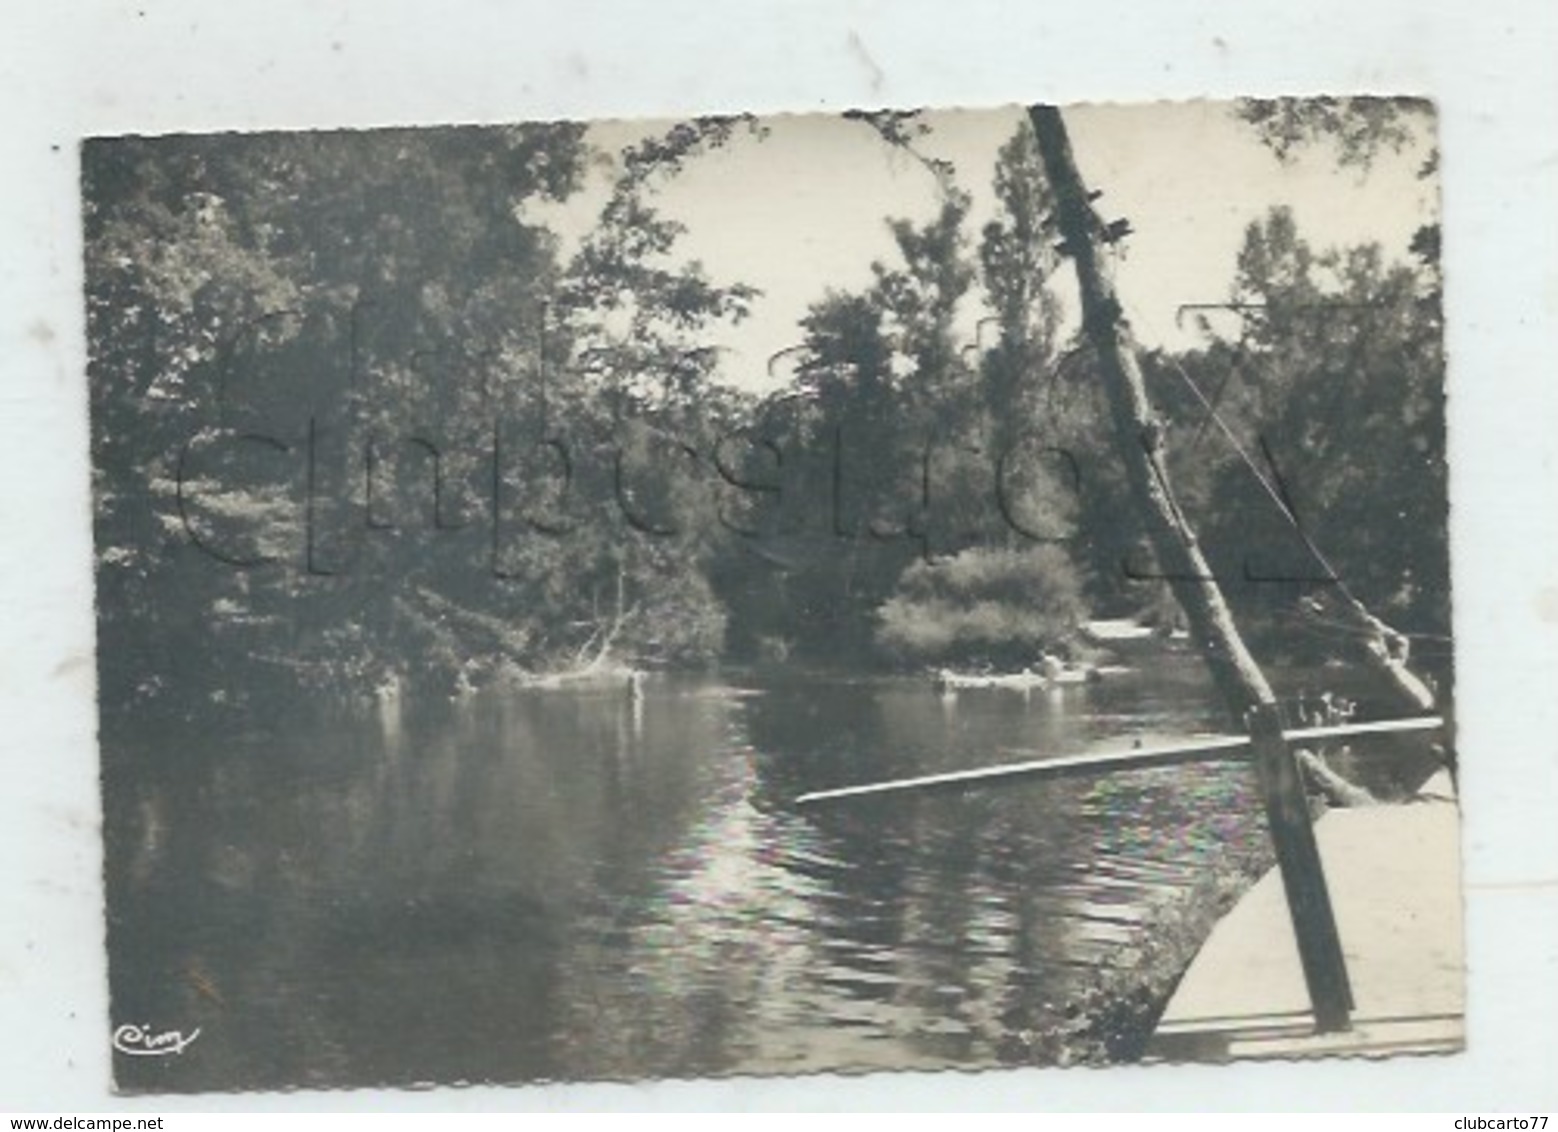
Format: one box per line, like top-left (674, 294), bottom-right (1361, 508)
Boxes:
top-left (107, 662), bottom-right (1420, 1091)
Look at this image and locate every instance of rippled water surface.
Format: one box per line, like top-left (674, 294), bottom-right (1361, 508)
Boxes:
top-left (106, 660), bottom-right (1314, 1090)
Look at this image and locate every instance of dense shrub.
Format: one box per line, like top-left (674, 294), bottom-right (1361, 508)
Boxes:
top-left (875, 545), bottom-right (1087, 665)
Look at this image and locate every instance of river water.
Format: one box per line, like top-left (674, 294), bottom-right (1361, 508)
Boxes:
top-left (105, 659), bottom-right (1386, 1091)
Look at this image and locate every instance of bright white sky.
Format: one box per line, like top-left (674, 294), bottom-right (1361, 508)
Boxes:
top-left (534, 100), bottom-right (1438, 394)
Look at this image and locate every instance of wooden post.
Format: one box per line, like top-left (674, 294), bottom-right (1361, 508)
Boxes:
top-left (1028, 104), bottom-right (1354, 1031)
top-left (1248, 704), bottom-right (1355, 1030)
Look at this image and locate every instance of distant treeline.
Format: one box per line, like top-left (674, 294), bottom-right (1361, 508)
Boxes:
top-left (84, 114), bottom-right (1448, 709)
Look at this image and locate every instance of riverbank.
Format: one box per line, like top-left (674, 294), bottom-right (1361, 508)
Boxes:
top-left (1010, 834), bottom-right (1275, 1064)
top-left (1148, 770), bottom-right (1463, 1061)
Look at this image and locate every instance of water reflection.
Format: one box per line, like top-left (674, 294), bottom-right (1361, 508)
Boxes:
top-left (103, 660), bottom-right (1404, 1091)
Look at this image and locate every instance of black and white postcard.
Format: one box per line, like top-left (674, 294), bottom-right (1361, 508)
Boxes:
top-left (81, 98), bottom-right (1465, 1093)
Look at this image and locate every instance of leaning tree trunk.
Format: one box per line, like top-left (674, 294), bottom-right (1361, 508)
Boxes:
top-left (1027, 104), bottom-right (1437, 720)
top-left (1027, 105), bottom-right (1278, 722)
top-left (1028, 104), bottom-right (1357, 1029)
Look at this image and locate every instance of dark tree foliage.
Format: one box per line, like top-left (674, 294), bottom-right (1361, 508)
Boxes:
top-left (1236, 96), bottom-right (1428, 170)
top-left (85, 106), bottom-right (1449, 699)
top-left (711, 120), bottom-right (1108, 667)
top-left (1158, 207), bottom-right (1449, 668)
top-left (85, 121), bottom-right (754, 709)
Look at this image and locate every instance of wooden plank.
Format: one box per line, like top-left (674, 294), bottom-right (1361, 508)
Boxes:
top-left (1283, 715), bottom-right (1444, 744)
top-left (794, 716), bottom-right (1445, 806)
top-left (794, 734), bottom-right (1251, 805)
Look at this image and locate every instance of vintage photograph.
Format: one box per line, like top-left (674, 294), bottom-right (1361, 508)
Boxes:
top-left (84, 99), bottom-right (1458, 1093)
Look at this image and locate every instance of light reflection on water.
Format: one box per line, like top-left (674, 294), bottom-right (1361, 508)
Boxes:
top-left (106, 660), bottom-right (1312, 1090)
